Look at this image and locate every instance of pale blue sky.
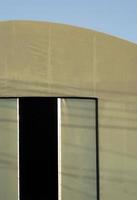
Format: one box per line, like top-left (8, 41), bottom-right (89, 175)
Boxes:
top-left (0, 0), bottom-right (137, 44)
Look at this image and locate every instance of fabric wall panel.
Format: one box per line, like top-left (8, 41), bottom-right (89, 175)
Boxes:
top-left (60, 99), bottom-right (97, 200)
top-left (0, 99), bottom-right (18, 200)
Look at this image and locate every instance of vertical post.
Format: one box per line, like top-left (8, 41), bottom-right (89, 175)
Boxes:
top-left (96, 99), bottom-right (100, 200)
top-left (58, 98), bottom-right (62, 200)
top-left (17, 98), bottom-right (20, 200)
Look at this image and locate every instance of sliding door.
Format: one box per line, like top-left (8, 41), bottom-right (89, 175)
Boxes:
top-left (59, 98), bottom-right (98, 200)
top-left (0, 97), bottom-right (98, 200)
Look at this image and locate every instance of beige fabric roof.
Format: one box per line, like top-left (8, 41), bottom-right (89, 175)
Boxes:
top-left (0, 20), bottom-right (137, 98)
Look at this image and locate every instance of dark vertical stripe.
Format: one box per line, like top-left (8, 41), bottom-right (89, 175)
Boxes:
top-left (19, 97), bottom-right (58, 200)
top-left (95, 99), bottom-right (100, 200)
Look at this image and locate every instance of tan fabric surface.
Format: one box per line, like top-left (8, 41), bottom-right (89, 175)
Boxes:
top-left (0, 21), bottom-right (137, 199)
top-left (61, 99), bottom-right (97, 200)
top-left (0, 99), bottom-right (18, 200)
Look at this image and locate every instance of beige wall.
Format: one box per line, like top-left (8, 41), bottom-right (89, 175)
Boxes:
top-left (0, 21), bottom-right (137, 199)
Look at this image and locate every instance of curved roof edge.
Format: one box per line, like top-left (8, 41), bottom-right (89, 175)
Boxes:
top-left (0, 20), bottom-right (137, 46)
